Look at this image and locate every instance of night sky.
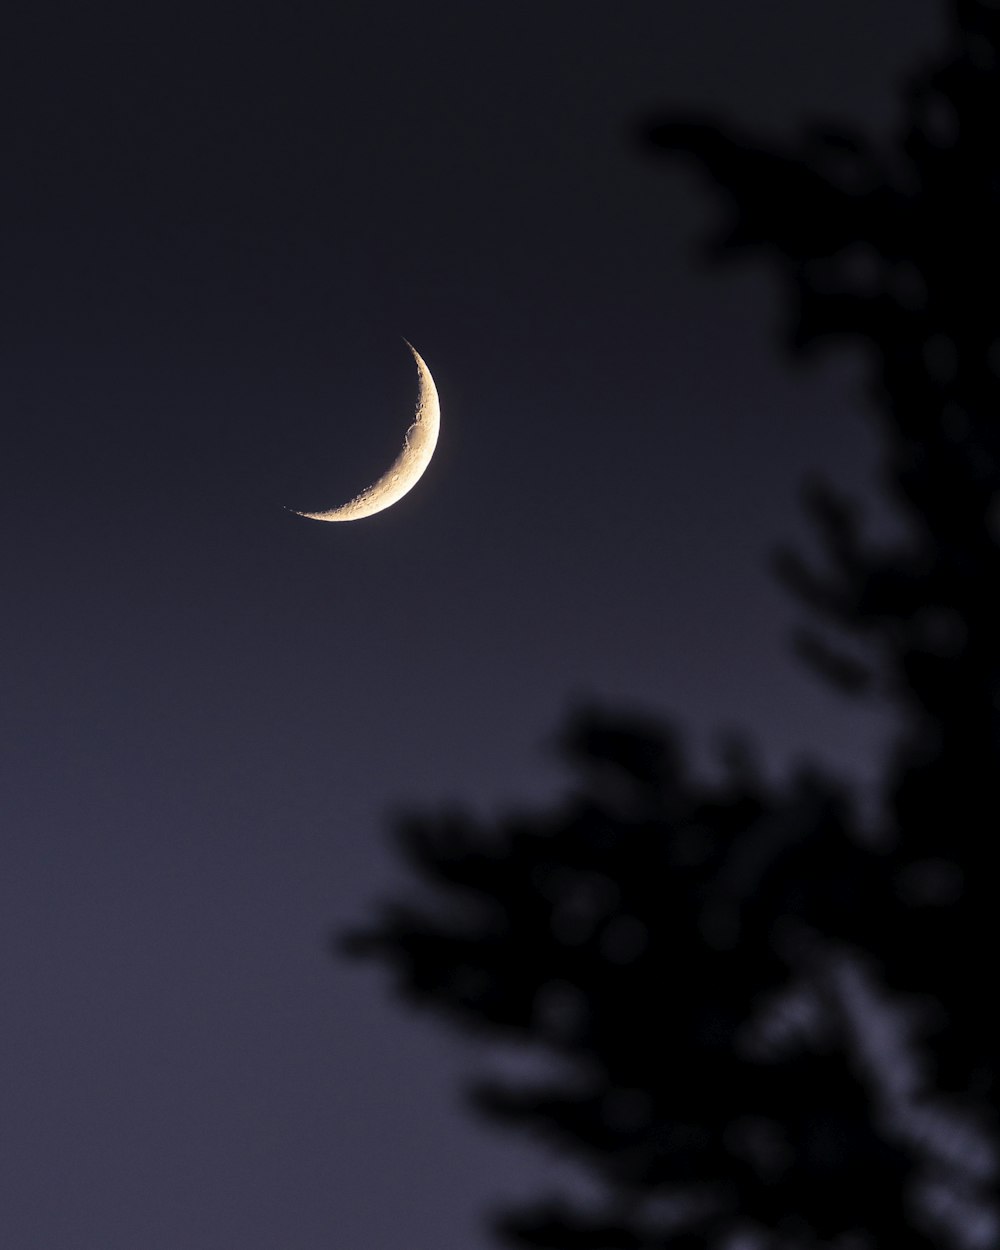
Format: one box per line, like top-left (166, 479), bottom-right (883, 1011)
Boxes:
top-left (1, 3), bottom-right (946, 1247)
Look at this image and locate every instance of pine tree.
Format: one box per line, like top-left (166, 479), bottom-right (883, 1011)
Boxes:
top-left (341, 3), bottom-right (999, 1245)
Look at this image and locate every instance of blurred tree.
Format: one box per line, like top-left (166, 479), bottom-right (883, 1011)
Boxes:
top-left (341, 2), bottom-right (999, 1246)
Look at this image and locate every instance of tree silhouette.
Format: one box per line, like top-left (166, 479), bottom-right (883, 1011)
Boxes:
top-left (341, 3), bottom-right (999, 1246)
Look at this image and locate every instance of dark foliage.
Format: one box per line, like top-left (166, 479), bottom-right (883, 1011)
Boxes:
top-left (341, 3), bottom-right (999, 1246)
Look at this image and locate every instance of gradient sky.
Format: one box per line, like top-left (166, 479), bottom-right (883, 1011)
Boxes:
top-left (1, 2), bottom-right (945, 1247)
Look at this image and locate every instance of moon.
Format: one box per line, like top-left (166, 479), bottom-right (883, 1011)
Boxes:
top-left (293, 342), bottom-right (440, 522)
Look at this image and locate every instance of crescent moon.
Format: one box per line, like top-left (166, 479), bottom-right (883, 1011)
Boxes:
top-left (293, 342), bottom-right (440, 522)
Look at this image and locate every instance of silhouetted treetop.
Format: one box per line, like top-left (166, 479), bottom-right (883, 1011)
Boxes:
top-left (342, 3), bottom-right (1000, 1247)
top-left (644, 1), bottom-right (1000, 1101)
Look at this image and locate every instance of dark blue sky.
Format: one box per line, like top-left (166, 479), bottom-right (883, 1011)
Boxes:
top-left (1, 2), bottom-right (944, 1246)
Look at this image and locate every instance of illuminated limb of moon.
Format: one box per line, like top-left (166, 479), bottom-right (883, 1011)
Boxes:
top-left (293, 341), bottom-right (440, 522)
